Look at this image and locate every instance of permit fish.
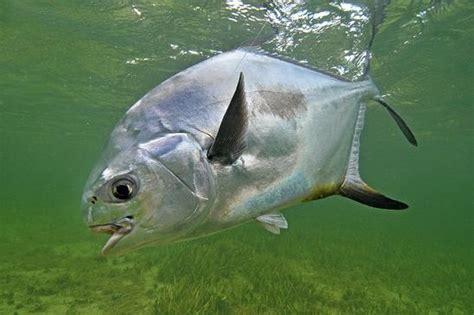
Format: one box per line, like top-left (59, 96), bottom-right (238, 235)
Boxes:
top-left (82, 6), bottom-right (417, 256)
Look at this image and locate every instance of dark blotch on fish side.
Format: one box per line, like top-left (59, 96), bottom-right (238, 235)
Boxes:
top-left (251, 89), bottom-right (307, 120)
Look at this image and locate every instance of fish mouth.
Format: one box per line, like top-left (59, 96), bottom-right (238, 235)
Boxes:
top-left (89, 215), bottom-right (134, 255)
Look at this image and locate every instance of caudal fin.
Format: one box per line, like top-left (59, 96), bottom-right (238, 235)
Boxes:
top-left (376, 98), bottom-right (418, 146)
top-left (340, 102), bottom-right (409, 210)
top-left (340, 178), bottom-right (407, 210)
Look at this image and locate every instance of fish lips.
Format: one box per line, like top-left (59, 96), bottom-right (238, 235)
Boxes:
top-left (89, 216), bottom-right (134, 255)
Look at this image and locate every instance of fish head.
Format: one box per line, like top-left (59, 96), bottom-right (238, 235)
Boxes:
top-left (82, 133), bottom-right (215, 255)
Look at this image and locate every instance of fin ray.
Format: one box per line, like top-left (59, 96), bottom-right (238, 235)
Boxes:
top-left (256, 213), bottom-right (288, 235)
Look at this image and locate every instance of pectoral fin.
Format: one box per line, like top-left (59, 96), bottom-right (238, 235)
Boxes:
top-left (256, 213), bottom-right (288, 234)
top-left (207, 73), bottom-right (248, 164)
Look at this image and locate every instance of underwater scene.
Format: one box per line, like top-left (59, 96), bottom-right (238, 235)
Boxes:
top-left (0, 0), bottom-right (472, 313)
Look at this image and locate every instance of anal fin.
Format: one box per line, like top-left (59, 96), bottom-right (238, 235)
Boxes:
top-left (256, 213), bottom-right (288, 234)
top-left (340, 178), bottom-right (407, 210)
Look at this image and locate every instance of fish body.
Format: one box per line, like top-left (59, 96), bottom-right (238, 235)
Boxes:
top-left (82, 49), bottom-right (415, 255)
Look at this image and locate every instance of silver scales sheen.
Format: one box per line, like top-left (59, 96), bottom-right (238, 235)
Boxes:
top-left (81, 13), bottom-right (417, 256)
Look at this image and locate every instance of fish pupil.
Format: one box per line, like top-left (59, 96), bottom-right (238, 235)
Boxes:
top-left (113, 183), bottom-right (132, 200)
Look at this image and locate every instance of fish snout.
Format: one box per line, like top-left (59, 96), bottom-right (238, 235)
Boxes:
top-left (89, 216), bottom-right (135, 255)
top-left (89, 215), bottom-right (134, 234)
top-left (81, 192), bottom-right (129, 226)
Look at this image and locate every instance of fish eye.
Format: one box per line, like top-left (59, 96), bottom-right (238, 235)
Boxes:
top-left (111, 177), bottom-right (137, 201)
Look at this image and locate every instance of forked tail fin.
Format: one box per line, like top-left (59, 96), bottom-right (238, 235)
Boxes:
top-left (339, 102), bottom-right (409, 210)
top-left (341, 0), bottom-right (416, 209)
top-left (376, 98), bottom-right (417, 146)
top-left (340, 177), bottom-right (408, 210)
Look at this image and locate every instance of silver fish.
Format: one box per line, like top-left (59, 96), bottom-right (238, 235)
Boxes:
top-left (81, 47), bottom-right (416, 255)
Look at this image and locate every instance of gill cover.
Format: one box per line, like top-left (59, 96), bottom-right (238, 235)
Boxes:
top-left (138, 133), bottom-right (215, 235)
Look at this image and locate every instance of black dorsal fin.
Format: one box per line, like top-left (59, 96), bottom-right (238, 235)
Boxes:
top-left (207, 73), bottom-right (248, 164)
top-left (376, 98), bottom-right (418, 146)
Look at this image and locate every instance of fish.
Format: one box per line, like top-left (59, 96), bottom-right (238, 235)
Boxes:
top-left (82, 4), bottom-right (417, 255)
top-left (81, 46), bottom-right (417, 255)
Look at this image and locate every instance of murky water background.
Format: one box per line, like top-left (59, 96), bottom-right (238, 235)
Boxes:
top-left (1, 0), bottom-right (472, 313)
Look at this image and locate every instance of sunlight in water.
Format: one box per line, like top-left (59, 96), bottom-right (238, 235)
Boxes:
top-left (222, 0), bottom-right (374, 80)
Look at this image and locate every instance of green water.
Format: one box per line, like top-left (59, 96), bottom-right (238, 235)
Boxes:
top-left (1, 0), bottom-right (472, 313)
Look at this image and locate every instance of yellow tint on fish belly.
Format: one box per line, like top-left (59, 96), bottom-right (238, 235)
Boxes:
top-left (303, 182), bottom-right (340, 202)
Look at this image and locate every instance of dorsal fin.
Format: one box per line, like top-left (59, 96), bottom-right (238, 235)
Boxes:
top-left (340, 102), bottom-right (408, 210)
top-left (207, 73), bottom-right (248, 164)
